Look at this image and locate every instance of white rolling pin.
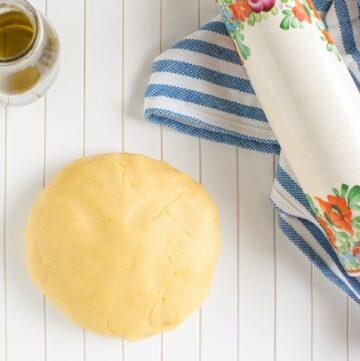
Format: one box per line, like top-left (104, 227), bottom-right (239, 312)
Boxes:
top-left (217, 0), bottom-right (360, 276)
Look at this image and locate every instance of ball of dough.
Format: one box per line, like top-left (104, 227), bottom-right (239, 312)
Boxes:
top-left (25, 153), bottom-right (220, 341)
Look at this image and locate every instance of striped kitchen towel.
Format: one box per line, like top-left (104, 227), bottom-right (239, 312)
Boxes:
top-left (144, 0), bottom-right (360, 302)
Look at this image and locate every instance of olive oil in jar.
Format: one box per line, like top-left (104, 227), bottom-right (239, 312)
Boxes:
top-left (0, 0), bottom-right (60, 106)
top-left (0, 10), bottom-right (35, 61)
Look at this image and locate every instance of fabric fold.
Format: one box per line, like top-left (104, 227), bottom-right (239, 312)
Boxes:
top-left (144, 0), bottom-right (360, 302)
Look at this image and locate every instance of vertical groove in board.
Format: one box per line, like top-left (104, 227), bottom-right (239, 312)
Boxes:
top-left (274, 154), bottom-right (312, 361)
top-left (82, 0), bottom-right (87, 158)
top-left (349, 298), bottom-right (360, 361)
top-left (6, 99), bottom-right (46, 361)
top-left (121, 0), bottom-right (125, 158)
top-left (161, 0), bottom-right (200, 358)
top-left (197, 4), bottom-right (202, 361)
top-left (236, 148), bottom-right (240, 361)
top-left (121, 0), bottom-right (126, 358)
top-left (82, 4), bottom-right (86, 359)
top-left (43, 102), bottom-right (48, 361)
top-left (199, 2), bottom-right (238, 360)
top-left (45, 0), bottom-right (85, 177)
top-left (199, 0), bottom-right (219, 26)
top-left (198, 4), bottom-right (238, 361)
top-left (275, 211), bottom-right (312, 361)
top-left (201, 140), bottom-right (238, 361)
top-left (84, 0), bottom-right (123, 156)
top-left (160, 131), bottom-right (201, 361)
top-left (84, 0), bottom-right (124, 359)
top-left (162, 0), bottom-right (199, 50)
top-left (238, 150), bottom-right (275, 361)
top-left (311, 265), bottom-right (314, 361)
top-left (273, 159), bottom-right (277, 361)
top-left (198, 137), bottom-right (202, 361)
top-left (347, 297), bottom-right (349, 361)
top-left (122, 0), bottom-right (161, 158)
top-left (4, 3), bottom-right (46, 360)
top-left (45, 0), bottom-right (86, 360)
top-left (159, 1), bottom-right (163, 360)
top-left (313, 269), bottom-right (347, 361)
top-left (0, 106), bottom-right (6, 361)
top-left (43, 2), bottom-right (49, 359)
top-left (122, 0), bottom-right (162, 359)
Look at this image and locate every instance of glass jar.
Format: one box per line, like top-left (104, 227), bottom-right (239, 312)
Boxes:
top-left (0, 0), bottom-right (60, 106)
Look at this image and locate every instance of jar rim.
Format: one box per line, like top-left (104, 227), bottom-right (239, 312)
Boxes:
top-left (0, 0), bottom-right (39, 64)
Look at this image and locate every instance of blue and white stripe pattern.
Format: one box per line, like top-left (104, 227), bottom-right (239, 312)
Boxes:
top-left (144, 0), bottom-right (360, 302)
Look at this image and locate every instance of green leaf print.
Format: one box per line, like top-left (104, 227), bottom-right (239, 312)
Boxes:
top-left (333, 48), bottom-right (341, 62)
top-left (254, 13), bottom-right (262, 22)
top-left (308, 183), bottom-right (360, 272)
top-left (271, 6), bottom-right (279, 15)
top-left (235, 36), bottom-right (251, 60)
top-left (336, 231), bottom-right (351, 241)
top-left (290, 17), bottom-right (299, 28)
top-left (218, 0), bottom-right (342, 63)
top-left (316, 20), bottom-right (324, 31)
top-left (348, 186), bottom-right (360, 210)
top-left (341, 184), bottom-right (349, 199)
top-left (352, 217), bottom-right (360, 231)
top-left (324, 212), bottom-right (333, 226)
top-left (280, 15), bottom-right (292, 30)
top-left (248, 13), bottom-right (256, 26)
top-left (306, 194), bottom-right (319, 215)
top-left (303, 3), bottom-right (312, 17)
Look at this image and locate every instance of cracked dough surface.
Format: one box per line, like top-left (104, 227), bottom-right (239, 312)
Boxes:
top-left (25, 153), bottom-right (220, 341)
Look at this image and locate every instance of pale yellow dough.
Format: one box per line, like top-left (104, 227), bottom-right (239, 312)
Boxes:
top-left (25, 153), bottom-right (220, 341)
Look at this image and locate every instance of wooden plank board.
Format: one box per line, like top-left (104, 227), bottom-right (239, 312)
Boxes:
top-left (349, 298), bottom-right (360, 361)
top-left (200, 0), bottom-right (219, 25)
top-left (122, 0), bottom-right (161, 158)
top-left (122, 0), bottom-right (162, 359)
top-left (199, 3), bottom-right (239, 358)
top-left (0, 105), bottom-right (6, 361)
top-left (238, 150), bottom-right (275, 361)
top-left (201, 141), bottom-right (238, 361)
top-left (5, 101), bottom-right (46, 361)
top-left (313, 270), bottom-right (348, 361)
top-left (0, 0), bottom-right (357, 359)
top-left (45, 0), bottom-right (85, 360)
top-left (161, 1), bottom-right (201, 360)
top-left (84, 0), bottom-right (124, 359)
top-left (5, 1), bottom-right (47, 359)
top-left (84, 0), bottom-right (123, 157)
top-left (275, 215), bottom-right (312, 361)
top-left (161, 132), bottom-right (200, 361)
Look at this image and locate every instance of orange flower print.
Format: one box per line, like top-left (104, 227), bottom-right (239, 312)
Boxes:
top-left (315, 195), bottom-right (354, 235)
top-left (306, 184), bottom-right (360, 273)
top-left (322, 29), bottom-right (334, 44)
top-left (353, 244), bottom-right (360, 258)
top-left (306, 0), bottom-right (322, 20)
top-left (292, 0), bottom-right (312, 24)
top-left (231, 0), bottom-right (252, 22)
top-left (317, 216), bottom-right (337, 249)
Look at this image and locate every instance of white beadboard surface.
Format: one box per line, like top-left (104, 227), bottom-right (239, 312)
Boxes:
top-left (1, 0), bottom-right (360, 360)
